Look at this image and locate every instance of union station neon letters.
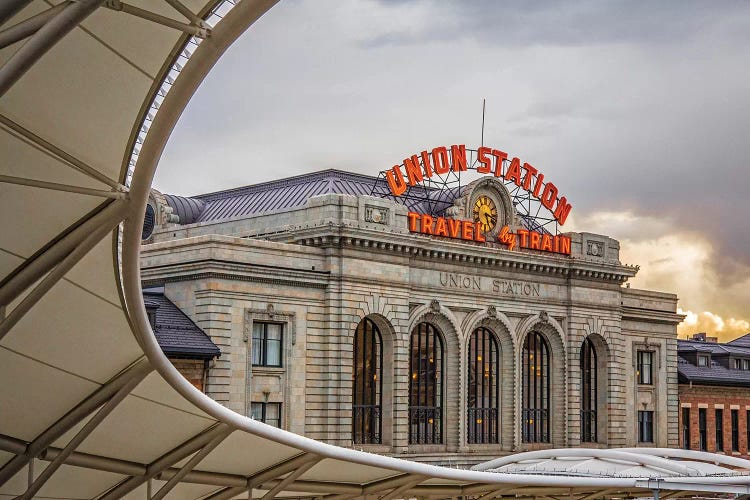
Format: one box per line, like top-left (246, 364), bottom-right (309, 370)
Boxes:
top-left (386, 144), bottom-right (573, 226)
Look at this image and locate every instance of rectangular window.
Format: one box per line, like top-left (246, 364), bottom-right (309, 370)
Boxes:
top-left (682, 407), bottom-right (691, 450)
top-left (252, 322), bottom-right (283, 367)
top-left (698, 355), bottom-right (709, 367)
top-left (638, 410), bottom-right (654, 443)
top-left (699, 408), bottom-right (707, 451)
top-left (734, 359), bottom-right (741, 369)
top-left (732, 409), bottom-right (739, 452)
top-left (637, 351), bottom-right (654, 384)
top-left (744, 359), bottom-right (750, 370)
top-left (251, 402), bottom-right (282, 428)
top-left (716, 409), bottom-right (724, 452)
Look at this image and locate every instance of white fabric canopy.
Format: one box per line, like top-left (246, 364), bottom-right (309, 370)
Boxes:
top-left (2, 1), bottom-right (750, 499)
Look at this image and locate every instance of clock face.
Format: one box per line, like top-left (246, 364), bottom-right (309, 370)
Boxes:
top-left (472, 195), bottom-right (498, 233)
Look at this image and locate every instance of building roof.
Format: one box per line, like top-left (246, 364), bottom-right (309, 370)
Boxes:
top-left (677, 337), bottom-right (750, 387)
top-left (144, 288), bottom-right (220, 360)
top-left (728, 333), bottom-right (750, 348)
top-left (171, 169), bottom-right (388, 223)
top-left (164, 168), bottom-right (544, 228)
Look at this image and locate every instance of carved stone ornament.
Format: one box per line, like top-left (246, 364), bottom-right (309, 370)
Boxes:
top-left (266, 303), bottom-right (275, 317)
top-left (539, 310), bottom-right (549, 322)
top-left (365, 205), bottom-right (388, 224)
top-left (487, 305), bottom-right (497, 318)
top-left (587, 240), bottom-right (605, 257)
top-left (429, 299), bottom-right (441, 313)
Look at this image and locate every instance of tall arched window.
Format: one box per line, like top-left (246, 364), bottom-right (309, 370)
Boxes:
top-left (467, 327), bottom-right (499, 444)
top-left (580, 337), bottom-right (597, 442)
top-left (522, 331), bottom-right (550, 443)
top-left (352, 317), bottom-right (382, 444)
top-left (409, 322), bottom-right (444, 444)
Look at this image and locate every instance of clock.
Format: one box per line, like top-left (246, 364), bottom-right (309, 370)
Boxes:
top-left (472, 195), bottom-right (498, 233)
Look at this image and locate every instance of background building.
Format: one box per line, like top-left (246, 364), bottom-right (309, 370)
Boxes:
top-left (145, 287), bottom-right (220, 391)
top-left (678, 333), bottom-right (750, 455)
top-left (141, 168), bottom-right (684, 466)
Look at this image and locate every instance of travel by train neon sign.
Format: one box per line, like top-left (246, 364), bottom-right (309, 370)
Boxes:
top-left (382, 144), bottom-right (573, 256)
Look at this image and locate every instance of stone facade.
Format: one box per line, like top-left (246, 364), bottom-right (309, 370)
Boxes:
top-left (141, 175), bottom-right (683, 466)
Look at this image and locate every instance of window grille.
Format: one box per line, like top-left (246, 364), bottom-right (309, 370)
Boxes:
top-left (580, 337), bottom-right (598, 443)
top-left (638, 410), bottom-right (654, 443)
top-left (352, 317), bottom-right (382, 444)
top-left (467, 327), bottom-right (499, 444)
top-left (522, 331), bottom-right (550, 443)
top-left (408, 322), bottom-right (444, 444)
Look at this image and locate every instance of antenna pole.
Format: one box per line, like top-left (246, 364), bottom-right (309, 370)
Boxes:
top-left (481, 98), bottom-right (486, 147)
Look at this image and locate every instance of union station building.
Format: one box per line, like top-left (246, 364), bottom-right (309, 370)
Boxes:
top-left (140, 164), bottom-right (684, 466)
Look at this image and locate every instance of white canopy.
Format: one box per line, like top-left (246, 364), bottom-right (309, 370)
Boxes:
top-left (2, 1), bottom-right (750, 499)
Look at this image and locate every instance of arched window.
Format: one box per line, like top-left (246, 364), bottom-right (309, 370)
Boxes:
top-left (352, 317), bottom-right (382, 444)
top-left (409, 322), bottom-right (444, 444)
top-left (580, 337), bottom-right (597, 442)
top-left (522, 331), bottom-right (550, 443)
top-left (467, 327), bottom-right (499, 444)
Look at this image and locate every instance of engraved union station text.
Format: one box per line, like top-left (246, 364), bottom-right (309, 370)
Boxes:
top-left (438, 272), bottom-right (541, 297)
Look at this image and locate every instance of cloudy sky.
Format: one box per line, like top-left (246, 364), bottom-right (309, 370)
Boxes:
top-left (155, 0), bottom-right (750, 341)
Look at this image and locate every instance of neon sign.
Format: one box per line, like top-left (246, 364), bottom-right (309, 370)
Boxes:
top-left (408, 212), bottom-right (571, 256)
top-left (387, 144), bottom-right (572, 226)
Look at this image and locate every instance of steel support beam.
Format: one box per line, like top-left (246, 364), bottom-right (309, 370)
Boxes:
top-left (203, 485), bottom-right (247, 500)
top-left (247, 453), bottom-right (320, 489)
top-left (104, 1), bottom-right (209, 38)
top-left (0, 358), bottom-right (152, 487)
top-left (0, 114), bottom-right (124, 190)
top-left (0, 0), bottom-right (104, 97)
top-left (474, 486), bottom-right (519, 500)
top-left (636, 480), bottom-right (750, 495)
top-left (0, 0), bottom-right (32, 26)
top-left (0, 174), bottom-right (127, 199)
top-left (16, 366), bottom-right (149, 499)
top-left (577, 489), bottom-right (619, 500)
top-left (259, 458), bottom-right (320, 500)
top-left (0, 198), bottom-right (127, 308)
top-left (163, 0), bottom-right (209, 28)
top-left (203, 453), bottom-right (321, 500)
top-left (364, 474), bottom-right (420, 494)
top-left (0, 206), bottom-right (125, 342)
top-left (377, 477), bottom-right (425, 500)
top-left (99, 423), bottom-right (233, 500)
top-left (0, 2), bottom-right (68, 49)
top-left (150, 428), bottom-right (233, 500)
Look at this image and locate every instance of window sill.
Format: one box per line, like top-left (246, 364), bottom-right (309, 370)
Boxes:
top-left (252, 366), bottom-right (285, 373)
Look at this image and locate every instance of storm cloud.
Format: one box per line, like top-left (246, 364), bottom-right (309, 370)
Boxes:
top-left (156, 0), bottom-right (750, 335)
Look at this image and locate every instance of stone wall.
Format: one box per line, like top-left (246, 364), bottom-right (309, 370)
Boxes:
top-left (141, 191), bottom-right (682, 466)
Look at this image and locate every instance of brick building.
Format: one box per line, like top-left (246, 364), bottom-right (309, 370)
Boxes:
top-left (140, 168), bottom-right (684, 466)
top-left (145, 287), bottom-right (220, 391)
top-left (679, 333), bottom-right (750, 455)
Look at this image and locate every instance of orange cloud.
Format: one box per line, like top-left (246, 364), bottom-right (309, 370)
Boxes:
top-left (569, 210), bottom-right (750, 342)
top-left (678, 309), bottom-right (750, 342)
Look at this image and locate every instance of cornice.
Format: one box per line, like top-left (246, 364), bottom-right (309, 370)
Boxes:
top-left (622, 306), bottom-right (686, 325)
top-left (286, 226), bottom-right (638, 284)
top-left (141, 259), bottom-right (329, 289)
